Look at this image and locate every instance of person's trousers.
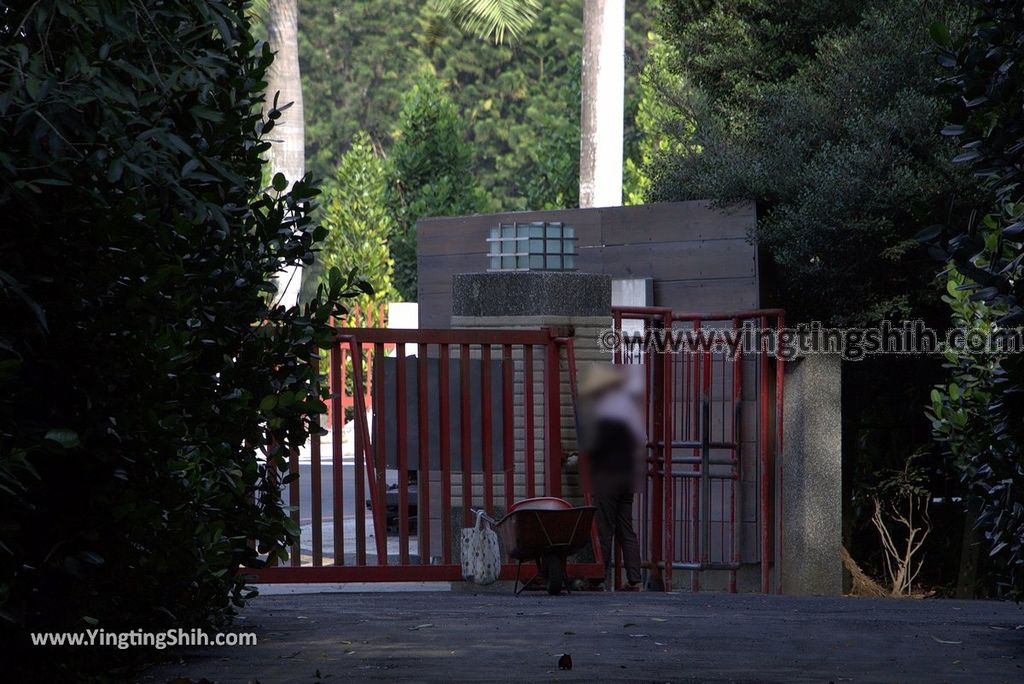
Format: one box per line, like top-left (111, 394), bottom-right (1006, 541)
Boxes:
top-left (592, 470), bottom-right (642, 585)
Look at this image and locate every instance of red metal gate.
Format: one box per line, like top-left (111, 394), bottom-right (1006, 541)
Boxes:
top-left (611, 307), bottom-right (785, 593)
top-left (248, 327), bottom-right (604, 584)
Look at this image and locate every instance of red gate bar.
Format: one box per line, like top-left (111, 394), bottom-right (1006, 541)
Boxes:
top-left (354, 341), bottom-right (367, 565)
top-left (731, 317), bottom-right (742, 593)
top-left (481, 344), bottom-right (494, 514)
top-left (460, 343), bottom-right (472, 527)
top-left (329, 343), bottom-right (345, 565)
top-left (245, 327), bottom-right (603, 585)
top-left (687, 309), bottom-right (783, 592)
top-left (611, 307), bottom-right (786, 593)
top-left (502, 344), bottom-right (514, 513)
top-left (607, 307), bottom-right (672, 591)
top-left (417, 341), bottom-right (430, 565)
top-left (396, 345), bottom-right (409, 565)
top-left (339, 335), bottom-right (379, 565)
top-left (289, 446), bottom-right (300, 567)
top-left (439, 342), bottom-right (452, 564)
top-left (759, 314), bottom-right (771, 593)
top-left (373, 340), bottom-right (387, 566)
top-left (311, 411), bottom-right (323, 566)
top-left (701, 319), bottom-right (712, 574)
top-left (775, 311), bottom-right (786, 594)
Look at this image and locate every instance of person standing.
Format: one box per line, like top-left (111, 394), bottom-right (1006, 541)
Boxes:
top-left (579, 363), bottom-right (645, 590)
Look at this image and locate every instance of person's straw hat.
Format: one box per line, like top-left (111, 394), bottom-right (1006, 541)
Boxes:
top-left (578, 363), bottom-right (626, 398)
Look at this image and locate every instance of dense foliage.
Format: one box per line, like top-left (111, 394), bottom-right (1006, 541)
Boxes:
top-left (648, 0), bottom-right (986, 593)
top-left (387, 77), bottom-right (487, 299)
top-left (649, 0), bottom-right (975, 325)
top-left (657, 0), bottom-right (868, 127)
top-left (925, 0), bottom-right (1024, 594)
top-left (0, 0), bottom-right (359, 655)
top-left (299, 0), bottom-right (656, 211)
top-left (320, 133), bottom-right (397, 307)
top-left (308, 75), bottom-right (483, 304)
top-left (624, 36), bottom-right (691, 205)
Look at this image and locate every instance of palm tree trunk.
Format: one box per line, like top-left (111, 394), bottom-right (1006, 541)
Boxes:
top-left (579, 0), bottom-right (624, 208)
top-left (266, 0), bottom-right (305, 308)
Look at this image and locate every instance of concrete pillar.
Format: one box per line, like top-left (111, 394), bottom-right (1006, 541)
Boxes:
top-left (781, 354), bottom-right (843, 595)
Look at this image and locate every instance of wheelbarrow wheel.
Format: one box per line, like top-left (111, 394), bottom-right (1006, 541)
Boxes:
top-left (544, 551), bottom-right (564, 595)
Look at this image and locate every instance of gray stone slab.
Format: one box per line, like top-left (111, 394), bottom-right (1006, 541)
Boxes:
top-left (139, 591), bottom-right (1023, 683)
top-left (452, 272), bottom-right (611, 318)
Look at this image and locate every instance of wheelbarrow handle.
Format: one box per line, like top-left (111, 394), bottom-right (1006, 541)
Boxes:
top-left (470, 508), bottom-right (497, 527)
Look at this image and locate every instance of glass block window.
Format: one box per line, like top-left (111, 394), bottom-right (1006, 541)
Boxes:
top-left (487, 222), bottom-right (577, 271)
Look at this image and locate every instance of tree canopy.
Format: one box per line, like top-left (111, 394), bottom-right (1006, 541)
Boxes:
top-left (657, 0), bottom-right (868, 126)
top-left (648, 0), bottom-right (976, 325)
top-left (299, 0), bottom-right (656, 211)
top-left (388, 76), bottom-right (487, 299)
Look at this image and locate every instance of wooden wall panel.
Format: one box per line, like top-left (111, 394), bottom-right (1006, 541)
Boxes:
top-left (654, 277), bottom-right (759, 313)
top-left (599, 201), bottom-right (753, 244)
top-left (416, 201), bottom-right (760, 328)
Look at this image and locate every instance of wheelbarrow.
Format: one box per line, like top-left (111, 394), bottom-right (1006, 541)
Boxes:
top-left (495, 497), bottom-right (597, 595)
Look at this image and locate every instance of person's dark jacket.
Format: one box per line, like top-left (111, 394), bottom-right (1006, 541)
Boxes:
top-left (586, 418), bottom-right (639, 474)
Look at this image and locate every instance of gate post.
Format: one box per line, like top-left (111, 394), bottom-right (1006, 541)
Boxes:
top-left (780, 354), bottom-right (842, 595)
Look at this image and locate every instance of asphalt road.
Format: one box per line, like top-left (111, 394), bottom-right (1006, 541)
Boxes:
top-left (139, 591), bottom-right (1023, 683)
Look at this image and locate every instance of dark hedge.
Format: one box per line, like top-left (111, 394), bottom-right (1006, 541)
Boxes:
top-left (0, 0), bottom-right (363, 664)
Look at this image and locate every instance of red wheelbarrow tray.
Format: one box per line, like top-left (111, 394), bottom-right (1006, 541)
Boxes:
top-left (494, 497), bottom-right (597, 594)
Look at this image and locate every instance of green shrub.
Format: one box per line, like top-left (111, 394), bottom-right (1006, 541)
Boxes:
top-left (0, 0), bottom-right (363, 658)
top-left (924, 0), bottom-right (1024, 594)
top-left (321, 133), bottom-right (397, 307)
top-left (388, 75), bottom-right (487, 300)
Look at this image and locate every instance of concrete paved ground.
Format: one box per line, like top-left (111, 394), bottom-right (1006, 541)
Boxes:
top-left (140, 591), bottom-right (1023, 683)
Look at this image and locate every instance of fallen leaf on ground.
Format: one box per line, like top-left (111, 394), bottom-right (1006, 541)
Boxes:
top-left (651, 618), bottom-right (667, 622)
top-left (408, 623), bottom-right (434, 631)
top-left (930, 636), bottom-right (962, 645)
